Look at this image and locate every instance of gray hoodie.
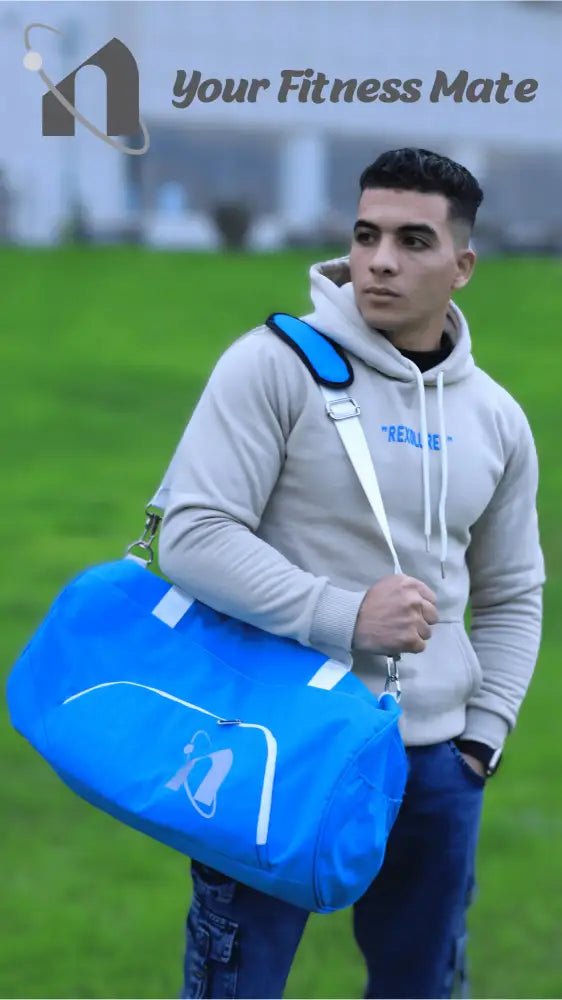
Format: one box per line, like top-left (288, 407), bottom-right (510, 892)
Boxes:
top-left (158, 256), bottom-right (546, 749)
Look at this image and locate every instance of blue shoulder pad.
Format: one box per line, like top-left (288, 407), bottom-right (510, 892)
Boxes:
top-left (265, 313), bottom-right (354, 388)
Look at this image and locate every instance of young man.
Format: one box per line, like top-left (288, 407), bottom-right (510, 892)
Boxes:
top-left (158, 148), bottom-right (546, 999)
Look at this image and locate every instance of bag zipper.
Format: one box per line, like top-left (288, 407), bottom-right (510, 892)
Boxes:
top-left (62, 681), bottom-right (277, 846)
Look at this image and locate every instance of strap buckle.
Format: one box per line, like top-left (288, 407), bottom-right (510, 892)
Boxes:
top-left (325, 396), bottom-right (361, 421)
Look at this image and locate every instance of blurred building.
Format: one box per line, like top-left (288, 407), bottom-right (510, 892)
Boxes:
top-left (2, 0), bottom-right (562, 251)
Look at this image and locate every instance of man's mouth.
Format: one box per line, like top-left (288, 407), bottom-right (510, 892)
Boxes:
top-left (364, 287), bottom-right (400, 298)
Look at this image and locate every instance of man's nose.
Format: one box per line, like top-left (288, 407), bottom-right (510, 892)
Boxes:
top-left (369, 239), bottom-right (399, 274)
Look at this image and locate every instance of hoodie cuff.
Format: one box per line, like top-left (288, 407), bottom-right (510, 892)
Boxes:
top-left (459, 707), bottom-right (510, 750)
top-left (309, 583), bottom-right (367, 658)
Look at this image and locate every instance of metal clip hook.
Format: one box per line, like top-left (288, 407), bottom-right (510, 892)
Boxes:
top-left (125, 508), bottom-right (162, 565)
top-left (384, 655), bottom-right (401, 701)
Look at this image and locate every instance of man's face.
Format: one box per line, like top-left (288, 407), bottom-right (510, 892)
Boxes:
top-left (349, 187), bottom-right (476, 336)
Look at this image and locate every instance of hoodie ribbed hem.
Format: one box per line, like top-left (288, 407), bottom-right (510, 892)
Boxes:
top-left (459, 707), bottom-right (510, 749)
top-left (309, 583), bottom-right (367, 657)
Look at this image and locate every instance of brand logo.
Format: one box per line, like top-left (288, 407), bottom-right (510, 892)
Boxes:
top-left (23, 22), bottom-right (149, 155)
top-left (381, 424), bottom-right (454, 451)
top-left (166, 730), bottom-right (233, 819)
top-left (171, 68), bottom-right (539, 109)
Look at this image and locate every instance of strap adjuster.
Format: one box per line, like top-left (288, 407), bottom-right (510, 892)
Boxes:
top-left (325, 396), bottom-right (361, 421)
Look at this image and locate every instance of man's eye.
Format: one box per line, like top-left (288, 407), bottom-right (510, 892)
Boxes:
top-left (356, 231), bottom-right (374, 244)
top-left (403, 236), bottom-right (427, 248)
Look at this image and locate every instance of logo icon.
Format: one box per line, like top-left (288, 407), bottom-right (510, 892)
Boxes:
top-left (166, 730), bottom-right (234, 819)
top-left (23, 22), bottom-right (150, 155)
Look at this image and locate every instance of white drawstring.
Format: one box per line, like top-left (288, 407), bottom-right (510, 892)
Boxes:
top-left (409, 364), bottom-right (432, 554)
top-left (436, 371), bottom-right (449, 579)
top-left (406, 363), bottom-right (449, 579)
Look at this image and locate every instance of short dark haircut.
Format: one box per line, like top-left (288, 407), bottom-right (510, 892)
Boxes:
top-left (359, 147), bottom-right (484, 230)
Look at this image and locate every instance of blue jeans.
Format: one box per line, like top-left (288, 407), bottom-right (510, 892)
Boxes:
top-left (180, 740), bottom-right (485, 999)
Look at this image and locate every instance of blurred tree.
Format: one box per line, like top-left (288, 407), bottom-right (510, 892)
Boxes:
top-left (212, 201), bottom-right (252, 250)
top-left (59, 199), bottom-right (93, 244)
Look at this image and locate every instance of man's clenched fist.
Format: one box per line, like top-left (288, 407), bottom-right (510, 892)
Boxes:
top-left (352, 574), bottom-right (438, 656)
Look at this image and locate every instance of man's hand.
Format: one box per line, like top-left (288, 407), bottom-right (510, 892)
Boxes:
top-left (352, 574), bottom-right (438, 655)
top-left (460, 752), bottom-right (486, 778)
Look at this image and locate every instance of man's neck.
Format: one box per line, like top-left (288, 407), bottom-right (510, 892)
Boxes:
top-left (379, 311), bottom-right (449, 352)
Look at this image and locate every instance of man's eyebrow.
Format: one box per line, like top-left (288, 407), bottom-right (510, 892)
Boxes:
top-left (353, 219), bottom-right (438, 239)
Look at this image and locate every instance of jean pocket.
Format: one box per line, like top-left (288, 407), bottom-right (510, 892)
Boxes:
top-left (185, 922), bottom-right (211, 999)
top-left (184, 897), bottom-right (239, 999)
top-left (447, 740), bottom-right (486, 789)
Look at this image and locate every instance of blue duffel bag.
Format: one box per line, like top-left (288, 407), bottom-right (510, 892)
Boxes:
top-left (6, 313), bottom-right (408, 914)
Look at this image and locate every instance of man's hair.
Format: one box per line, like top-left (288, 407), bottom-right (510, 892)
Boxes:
top-left (359, 147), bottom-right (484, 230)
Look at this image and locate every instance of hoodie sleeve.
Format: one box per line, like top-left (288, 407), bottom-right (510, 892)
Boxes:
top-left (461, 403), bottom-right (546, 749)
top-left (157, 331), bottom-right (367, 658)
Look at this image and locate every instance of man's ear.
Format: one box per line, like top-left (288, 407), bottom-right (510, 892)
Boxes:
top-left (451, 247), bottom-right (477, 290)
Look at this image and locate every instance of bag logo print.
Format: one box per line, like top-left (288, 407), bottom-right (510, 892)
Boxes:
top-left (165, 729), bottom-right (233, 818)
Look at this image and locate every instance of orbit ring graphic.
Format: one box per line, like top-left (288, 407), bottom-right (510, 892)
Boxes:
top-left (23, 22), bottom-right (150, 155)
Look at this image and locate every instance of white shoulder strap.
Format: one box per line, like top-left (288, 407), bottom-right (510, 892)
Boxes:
top-left (320, 387), bottom-right (402, 576)
top-left (319, 386), bottom-right (403, 698)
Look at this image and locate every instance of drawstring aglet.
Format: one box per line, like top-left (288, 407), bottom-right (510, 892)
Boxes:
top-left (441, 561), bottom-right (446, 580)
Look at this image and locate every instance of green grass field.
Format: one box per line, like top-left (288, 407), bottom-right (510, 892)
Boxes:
top-left (1, 247), bottom-right (561, 999)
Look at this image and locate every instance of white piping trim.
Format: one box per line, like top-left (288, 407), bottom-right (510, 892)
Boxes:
top-left (62, 681), bottom-right (277, 847)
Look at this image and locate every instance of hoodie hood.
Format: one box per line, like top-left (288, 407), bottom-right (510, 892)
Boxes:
top-left (303, 255), bottom-right (475, 385)
top-left (302, 255), bottom-right (477, 579)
